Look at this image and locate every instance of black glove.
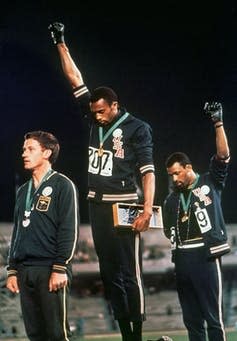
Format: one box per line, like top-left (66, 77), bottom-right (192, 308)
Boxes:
top-left (204, 101), bottom-right (223, 123)
top-left (48, 22), bottom-right (65, 45)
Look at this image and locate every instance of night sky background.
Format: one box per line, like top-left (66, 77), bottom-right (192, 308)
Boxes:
top-left (1, 0), bottom-right (237, 223)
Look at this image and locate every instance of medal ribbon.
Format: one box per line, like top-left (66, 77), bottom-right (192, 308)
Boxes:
top-left (25, 169), bottom-right (53, 214)
top-left (99, 112), bottom-right (129, 150)
top-left (180, 173), bottom-right (200, 215)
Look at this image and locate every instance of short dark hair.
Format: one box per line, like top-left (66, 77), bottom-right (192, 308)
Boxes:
top-left (165, 152), bottom-right (192, 168)
top-left (24, 131), bottom-right (60, 164)
top-left (90, 86), bottom-right (118, 105)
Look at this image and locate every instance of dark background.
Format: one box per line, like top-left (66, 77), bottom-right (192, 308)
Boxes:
top-left (1, 0), bottom-right (237, 223)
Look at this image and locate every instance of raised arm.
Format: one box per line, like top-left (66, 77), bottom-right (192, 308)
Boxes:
top-left (204, 102), bottom-right (230, 162)
top-left (48, 22), bottom-right (84, 89)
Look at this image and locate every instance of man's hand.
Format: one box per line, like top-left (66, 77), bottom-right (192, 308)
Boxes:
top-left (204, 101), bottom-right (223, 123)
top-left (132, 211), bottom-right (152, 232)
top-left (48, 22), bottom-right (65, 45)
top-left (6, 275), bottom-right (20, 294)
top-left (49, 272), bottom-right (68, 292)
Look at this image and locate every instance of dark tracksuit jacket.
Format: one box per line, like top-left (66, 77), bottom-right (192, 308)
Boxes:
top-left (7, 170), bottom-right (79, 341)
top-left (7, 171), bottom-right (79, 273)
top-left (72, 84), bottom-right (155, 321)
top-left (163, 155), bottom-right (230, 259)
top-left (163, 155), bottom-right (230, 341)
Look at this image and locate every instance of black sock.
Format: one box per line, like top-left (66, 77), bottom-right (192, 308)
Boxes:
top-left (132, 321), bottom-right (143, 341)
top-left (118, 319), bottom-right (133, 341)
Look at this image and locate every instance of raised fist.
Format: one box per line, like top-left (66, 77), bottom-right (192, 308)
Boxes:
top-left (204, 102), bottom-right (223, 123)
top-left (48, 22), bottom-right (65, 45)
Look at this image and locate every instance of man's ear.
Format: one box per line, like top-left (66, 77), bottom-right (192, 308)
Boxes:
top-left (112, 101), bottom-right (118, 108)
top-left (185, 164), bottom-right (192, 171)
top-left (43, 149), bottom-right (52, 160)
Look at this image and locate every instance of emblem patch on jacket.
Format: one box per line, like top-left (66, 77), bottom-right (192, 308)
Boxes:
top-left (192, 186), bottom-right (212, 206)
top-left (113, 128), bottom-right (124, 158)
top-left (36, 196), bottom-right (51, 211)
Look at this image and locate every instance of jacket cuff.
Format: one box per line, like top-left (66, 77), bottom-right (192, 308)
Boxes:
top-left (52, 264), bottom-right (67, 274)
top-left (7, 269), bottom-right (18, 277)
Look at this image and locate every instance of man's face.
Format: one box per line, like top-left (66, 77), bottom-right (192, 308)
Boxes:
top-left (22, 138), bottom-right (49, 171)
top-left (167, 162), bottom-right (192, 191)
top-left (90, 99), bottom-right (118, 125)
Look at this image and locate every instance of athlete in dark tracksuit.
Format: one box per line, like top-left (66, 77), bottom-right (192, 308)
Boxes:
top-left (6, 131), bottom-right (80, 341)
top-left (163, 102), bottom-right (230, 341)
top-left (48, 22), bottom-right (156, 341)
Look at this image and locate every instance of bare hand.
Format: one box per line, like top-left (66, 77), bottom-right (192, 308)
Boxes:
top-left (49, 272), bottom-right (68, 292)
top-left (132, 211), bottom-right (151, 232)
top-left (6, 276), bottom-right (19, 294)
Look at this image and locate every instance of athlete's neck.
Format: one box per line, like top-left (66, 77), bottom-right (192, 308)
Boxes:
top-left (187, 171), bottom-right (198, 189)
top-left (32, 165), bottom-right (52, 188)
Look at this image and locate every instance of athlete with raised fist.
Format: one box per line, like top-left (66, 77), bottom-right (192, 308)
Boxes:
top-left (163, 102), bottom-right (230, 341)
top-left (48, 22), bottom-right (156, 341)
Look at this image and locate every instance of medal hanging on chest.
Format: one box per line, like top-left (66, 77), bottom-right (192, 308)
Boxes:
top-left (180, 191), bottom-right (192, 223)
top-left (98, 143), bottom-right (104, 157)
top-left (98, 112), bottom-right (129, 157)
top-left (22, 218), bottom-right (30, 227)
top-left (22, 210), bottom-right (31, 227)
top-left (181, 212), bottom-right (189, 223)
top-left (22, 179), bottom-right (33, 227)
top-left (22, 169), bottom-right (53, 227)
top-left (176, 201), bottom-right (191, 246)
top-left (179, 174), bottom-right (200, 224)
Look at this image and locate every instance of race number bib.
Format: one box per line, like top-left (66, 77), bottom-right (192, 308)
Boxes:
top-left (88, 147), bottom-right (113, 176)
top-left (194, 207), bottom-right (212, 233)
top-left (170, 226), bottom-right (176, 249)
